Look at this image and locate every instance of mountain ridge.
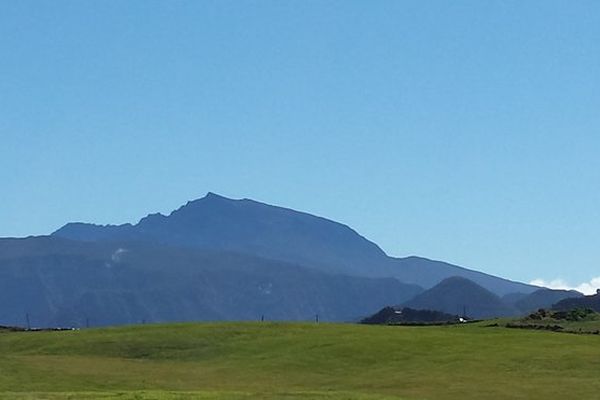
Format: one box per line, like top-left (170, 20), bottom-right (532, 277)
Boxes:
top-left (52, 192), bottom-right (539, 296)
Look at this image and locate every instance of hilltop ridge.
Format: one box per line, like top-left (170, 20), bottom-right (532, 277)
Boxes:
top-left (53, 192), bottom-right (538, 296)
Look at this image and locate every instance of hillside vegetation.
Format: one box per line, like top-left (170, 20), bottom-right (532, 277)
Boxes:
top-left (505, 308), bottom-right (600, 334)
top-left (2, 322), bottom-right (600, 399)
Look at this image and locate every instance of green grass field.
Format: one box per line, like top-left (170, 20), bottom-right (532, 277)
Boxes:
top-left (2, 322), bottom-right (600, 399)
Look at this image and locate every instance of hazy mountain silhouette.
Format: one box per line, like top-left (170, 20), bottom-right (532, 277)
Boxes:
top-left (502, 292), bottom-right (529, 306)
top-left (553, 290), bottom-right (600, 312)
top-left (403, 276), bottom-right (517, 319)
top-left (54, 193), bottom-right (387, 277)
top-left (512, 288), bottom-right (583, 314)
top-left (0, 236), bottom-right (422, 327)
top-left (53, 193), bottom-right (537, 296)
top-left (1, 193), bottom-right (546, 327)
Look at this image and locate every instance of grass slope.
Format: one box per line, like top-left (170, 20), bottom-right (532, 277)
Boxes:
top-left (1, 322), bottom-right (600, 399)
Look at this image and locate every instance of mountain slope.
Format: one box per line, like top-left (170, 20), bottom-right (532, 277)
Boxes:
top-left (513, 289), bottom-right (584, 314)
top-left (403, 276), bottom-right (517, 318)
top-left (390, 256), bottom-right (535, 296)
top-left (553, 291), bottom-right (600, 312)
top-left (52, 193), bottom-right (538, 296)
top-left (53, 193), bottom-right (388, 277)
top-left (0, 236), bottom-right (422, 327)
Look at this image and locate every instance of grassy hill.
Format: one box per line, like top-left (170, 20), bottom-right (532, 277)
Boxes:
top-left (2, 322), bottom-right (600, 399)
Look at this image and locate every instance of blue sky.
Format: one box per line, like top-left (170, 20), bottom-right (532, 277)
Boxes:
top-left (1, 1), bottom-right (599, 291)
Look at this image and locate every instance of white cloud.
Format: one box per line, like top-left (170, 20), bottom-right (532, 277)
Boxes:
top-left (529, 277), bottom-right (600, 296)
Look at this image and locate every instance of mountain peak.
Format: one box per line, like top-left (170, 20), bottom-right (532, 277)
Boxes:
top-left (170, 192), bottom-right (238, 216)
top-left (53, 193), bottom-right (388, 276)
top-left (404, 275), bottom-right (516, 318)
top-left (205, 192), bottom-right (230, 200)
top-left (180, 192), bottom-right (240, 209)
top-left (437, 276), bottom-right (478, 286)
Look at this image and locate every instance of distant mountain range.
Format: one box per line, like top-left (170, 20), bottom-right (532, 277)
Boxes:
top-left (0, 236), bottom-right (426, 327)
top-left (54, 193), bottom-right (536, 295)
top-left (400, 277), bottom-right (582, 319)
top-left (553, 290), bottom-right (600, 312)
top-left (0, 193), bottom-right (582, 327)
top-left (511, 288), bottom-right (583, 314)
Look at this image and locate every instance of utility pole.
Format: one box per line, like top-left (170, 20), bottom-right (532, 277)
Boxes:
top-left (25, 313), bottom-right (31, 330)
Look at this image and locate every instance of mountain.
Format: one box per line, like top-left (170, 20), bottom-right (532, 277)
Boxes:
top-left (553, 290), bottom-right (600, 312)
top-left (388, 256), bottom-right (535, 296)
top-left (0, 236), bottom-right (423, 327)
top-left (403, 276), bottom-right (517, 319)
top-left (502, 292), bottom-right (529, 306)
top-left (512, 289), bottom-right (584, 314)
top-left (1, 193), bottom-right (544, 327)
top-left (53, 192), bottom-right (538, 296)
top-left (53, 193), bottom-right (387, 277)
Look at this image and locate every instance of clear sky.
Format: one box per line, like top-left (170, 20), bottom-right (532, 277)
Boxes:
top-left (1, 1), bottom-right (599, 292)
